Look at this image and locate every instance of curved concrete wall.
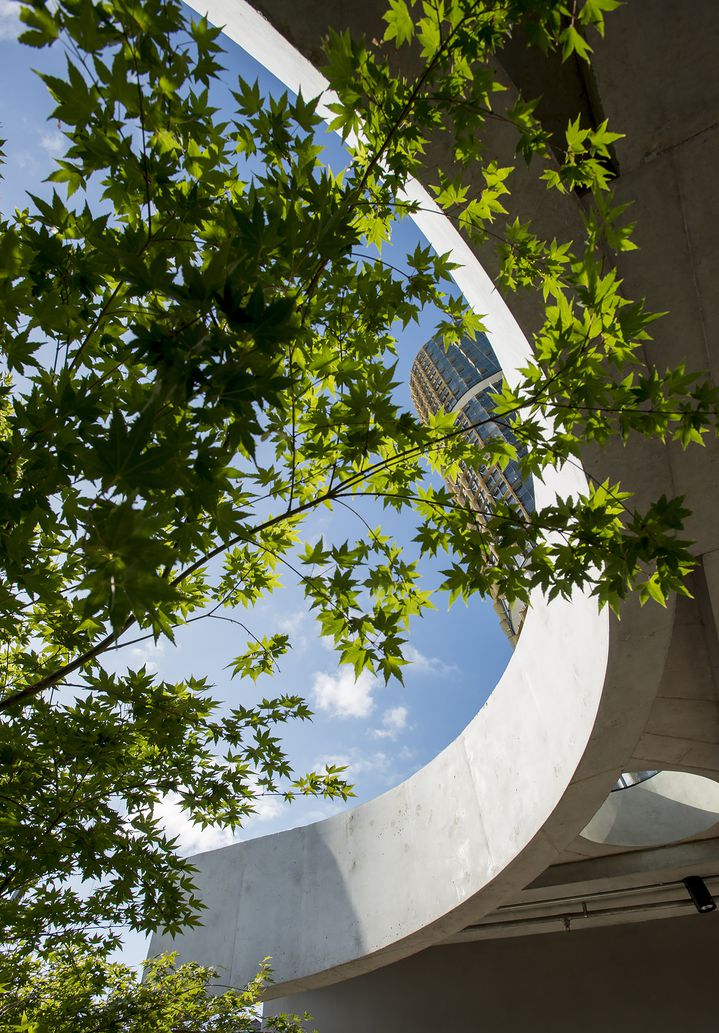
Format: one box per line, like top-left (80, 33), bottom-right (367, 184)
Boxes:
top-left (581, 771), bottom-right (719, 848)
top-left (152, 589), bottom-right (612, 994)
top-left (149, 0), bottom-right (681, 997)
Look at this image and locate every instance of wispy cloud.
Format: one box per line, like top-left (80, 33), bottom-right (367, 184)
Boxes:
top-left (277, 609), bottom-right (306, 635)
top-left (275, 608), bottom-right (311, 652)
top-left (312, 667), bottom-right (378, 719)
top-left (156, 790), bottom-right (284, 856)
top-left (0, 1), bottom-right (21, 41)
top-left (313, 749), bottom-right (391, 781)
top-left (311, 741), bottom-right (419, 797)
top-left (246, 794), bottom-right (284, 826)
top-left (372, 704), bottom-right (408, 740)
top-left (155, 795), bottom-right (236, 856)
top-left (129, 639), bottom-right (166, 675)
top-left (39, 129), bottom-right (65, 157)
top-left (404, 643), bottom-right (459, 677)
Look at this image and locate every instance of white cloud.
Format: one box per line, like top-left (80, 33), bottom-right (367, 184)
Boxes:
top-left (155, 790), bottom-right (284, 856)
top-left (372, 704), bottom-right (408, 740)
top-left (312, 745), bottom-right (419, 794)
top-left (384, 705), bottom-right (408, 731)
top-left (277, 609), bottom-right (306, 635)
top-left (312, 752), bottom-right (351, 771)
top-left (155, 795), bottom-right (236, 856)
top-left (0, 1), bottom-right (21, 41)
top-left (247, 794), bottom-right (284, 825)
top-left (404, 643), bottom-right (459, 677)
top-left (238, 777), bottom-right (294, 831)
top-left (129, 639), bottom-right (166, 675)
top-left (312, 667), bottom-right (378, 719)
top-left (39, 129), bottom-right (65, 157)
top-left (276, 608), bottom-right (310, 652)
top-left (352, 751), bottom-right (390, 777)
top-left (313, 750), bottom-right (390, 781)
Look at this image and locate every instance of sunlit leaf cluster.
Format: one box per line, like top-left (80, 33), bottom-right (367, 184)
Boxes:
top-left (0, 952), bottom-right (310, 1033)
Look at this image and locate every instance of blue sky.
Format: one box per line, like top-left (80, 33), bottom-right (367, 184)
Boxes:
top-left (0, 1), bottom-right (512, 964)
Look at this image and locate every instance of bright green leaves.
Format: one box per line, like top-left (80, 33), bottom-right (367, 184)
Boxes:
top-left (0, 224), bottom-right (24, 299)
top-left (542, 117), bottom-right (623, 193)
top-left (2, 0), bottom-right (394, 957)
top-left (577, 0), bottom-right (621, 37)
top-left (324, 30), bottom-right (373, 142)
top-left (586, 490), bottom-right (695, 611)
top-left (560, 23), bottom-right (593, 61)
top-left (17, 2), bottom-right (60, 47)
top-left (452, 162), bottom-right (513, 238)
top-left (507, 95), bottom-right (549, 164)
top-left (42, 59), bottom-right (100, 134)
top-left (548, 0), bottom-right (621, 62)
top-left (431, 171), bottom-right (470, 209)
top-left (583, 192), bottom-right (637, 254)
top-left (2, 948), bottom-right (308, 1033)
top-left (288, 761), bottom-right (354, 803)
top-left (298, 530), bottom-right (430, 686)
top-left (417, 8), bottom-right (442, 58)
top-left (383, 0), bottom-right (416, 47)
top-left (188, 14), bottom-right (226, 85)
top-left (219, 543), bottom-right (283, 609)
top-left (229, 634), bottom-right (291, 682)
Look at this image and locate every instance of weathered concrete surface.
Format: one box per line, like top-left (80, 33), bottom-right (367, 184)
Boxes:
top-left (150, 0), bottom-right (719, 1009)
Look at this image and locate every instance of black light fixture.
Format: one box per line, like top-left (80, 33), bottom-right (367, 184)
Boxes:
top-left (683, 876), bottom-right (717, 914)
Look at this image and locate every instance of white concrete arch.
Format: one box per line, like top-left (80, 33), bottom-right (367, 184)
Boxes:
top-left (149, 0), bottom-right (679, 997)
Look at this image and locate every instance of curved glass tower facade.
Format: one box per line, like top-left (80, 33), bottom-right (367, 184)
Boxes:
top-left (409, 333), bottom-right (535, 642)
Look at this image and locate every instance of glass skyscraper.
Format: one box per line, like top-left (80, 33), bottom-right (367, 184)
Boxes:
top-left (409, 333), bottom-right (534, 643)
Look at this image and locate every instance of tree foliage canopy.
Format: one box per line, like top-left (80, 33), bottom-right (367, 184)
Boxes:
top-left (1, 953), bottom-right (308, 1032)
top-left (0, 0), bottom-right (717, 978)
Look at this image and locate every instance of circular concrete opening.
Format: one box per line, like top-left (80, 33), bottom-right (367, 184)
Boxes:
top-left (581, 770), bottom-right (719, 847)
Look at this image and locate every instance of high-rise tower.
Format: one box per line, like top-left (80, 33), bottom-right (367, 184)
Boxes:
top-left (409, 333), bottom-right (534, 642)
